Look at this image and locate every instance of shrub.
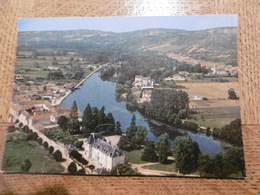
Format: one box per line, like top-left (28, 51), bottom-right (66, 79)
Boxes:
top-left (31, 132), bottom-right (38, 141)
top-left (79, 158), bottom-right (88, 165)
top-left (37, 137), bottom-right (43, 144)
top-left (89, 165), bottom-right (95, 170)
top-left (23, 125), bottom-right (29, 133)
top-left (53, 150), bottom-right (63, 162)
top-left (21, 159), bottom-right (32, 172)
top-left (77, 168), bottom-right (86, 175)
top-left (67, 162), bottom-right (77, 174)
top-left (69, 150), bottom-right (82, 161)
top-left (48, 146), bottom-right (54, 154)
top-left (43, 141), bottom-right (49, 149)
top-left (74, 140), bottom-right (84, 149)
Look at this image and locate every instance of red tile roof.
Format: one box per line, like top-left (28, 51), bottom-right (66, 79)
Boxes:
top-left (30, 114), bottom-right (51, 121)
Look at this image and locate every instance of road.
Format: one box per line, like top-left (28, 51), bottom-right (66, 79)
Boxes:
top-left (131, 162), bottom-right (199, 177)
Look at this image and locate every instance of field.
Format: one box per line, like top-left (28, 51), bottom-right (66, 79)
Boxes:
top-left (2, 138), bottom-right (65, 173)
top-left (179, 82), bottom-right (240, 100)
top-left (15, 54), bottom-right (92, 84)
top-left (178, 81), bottom-right (241, 128)
top-left (124, 149), bottom-right (147, 164)
top-left (141, 161), bottom-right (176, 172)
top-left (189, 99), bottom-right (240, 108)
top-left (189, 105), bottom-right (240, 129)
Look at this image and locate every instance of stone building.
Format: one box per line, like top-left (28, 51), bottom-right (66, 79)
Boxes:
top-left (85, 133), bottom-right (125, 171)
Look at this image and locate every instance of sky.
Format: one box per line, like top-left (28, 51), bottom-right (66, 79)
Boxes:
top-left (18, 15), bottom-right (237, 33)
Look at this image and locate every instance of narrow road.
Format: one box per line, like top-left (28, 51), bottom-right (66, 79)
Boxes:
top-left (131, 162), bottom-right (199, 177)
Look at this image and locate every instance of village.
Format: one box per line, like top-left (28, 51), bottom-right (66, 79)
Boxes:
top-left (3, 46), bottom-right (242, 177)
top-left (6, 61), bottom-right (128, 175)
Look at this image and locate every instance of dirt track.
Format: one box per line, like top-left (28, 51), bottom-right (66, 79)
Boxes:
top-left (131, 162), bottom-right (199, 177)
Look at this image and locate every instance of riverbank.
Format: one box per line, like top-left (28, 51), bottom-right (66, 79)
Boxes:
top-left (53, 66), bottom-right (103, 106)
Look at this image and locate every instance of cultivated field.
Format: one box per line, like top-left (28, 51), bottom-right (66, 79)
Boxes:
top-left (179, 82), bottom-right (240, 100)
top-left (189, 99), bottom-right (240, 108)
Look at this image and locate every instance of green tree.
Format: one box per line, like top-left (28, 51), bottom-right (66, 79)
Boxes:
top-left (117, 135), bottom-right (132, 151)
top-left (43, 141), bottom-right (49, 149)
top-left (48, 146), bottom-right (54, 154)
top-left (98, 106), bottom-right (106, 125)
top-left (174, 118), bottom-right (182, 128)
top-left (115, 121), bottom-right (123, 135)
top-left (126, 114), bottom-right (137, 139)
top-left (223, 147), bottom-right (245, 177)
top-left (131, 126), bottom-right (148, 146)
top-left (31, 132), bottom-right (38, 141)
top-left (198, 154), bottom-right (214, 177)
top-left (156, 133), bottom-right (171, 163)
top-left (21, 159), bottom-right (32, 172)
top-left (110, 164), bottom-right (141, 175)
top-left (67, 162), bottom-right (77, 174)
top-left (91, 107), bottom-right (99, 130)
top-left (228, 88), bottom-right (238, 99)
top-left (37, 137), bottom-right (43, 144)
top-left (141, 141), bottom-right (158, 162)
top-left (174, 136), bottom-right (201, 174)
top-left (68, 101), bottom-right (80, 134)
top-left (53, 150), bottom-right (63, 162)
top-left (82, 103), bottom-right (93, 133)
top-left (70, 101), bottom-right (79, 120)
top-left (74, 140), bottom-right (84, 149)
top-left (57, 116), bottom-right (68, 130)
top-left (77, 168), bottom-right (86, 175)
top-left (213, 153), bottom-right (225, 177)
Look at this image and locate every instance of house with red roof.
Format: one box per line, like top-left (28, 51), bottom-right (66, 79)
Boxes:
top-left (29, 114), bottom-right (51, 126)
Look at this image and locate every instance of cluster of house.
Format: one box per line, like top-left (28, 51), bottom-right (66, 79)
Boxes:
top-left (133, 75), bottom-right (155, 102)
top-left (211, 64), bottom-right (238, 76)
top-left (9, 82), bottom-right (83, 130)
top-left (164, 64), bottom-right (238, 82)
top-left (12, 82), bottom-right (76, 105)
top-left (167, 53), bottom-right (238, 76)
top-left (9, 99), bottom-right (79, 131)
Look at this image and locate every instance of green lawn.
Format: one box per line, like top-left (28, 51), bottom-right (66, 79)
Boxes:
top-left (124, 149), bottom-right (148, 164)
top-left (176, 77), bottom-right (239, 83)
top-left (2, 139), bottom-right (65, 173)
top-left (189, 117), bottom-right (238, 129)
top-left (190, 106), bottom-right (240, 129)
top-left (142, 160), bottom-right (176, 172)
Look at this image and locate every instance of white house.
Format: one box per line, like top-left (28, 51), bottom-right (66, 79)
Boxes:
top-left (85, 133), bottom-right (125, 171)
top-left (133, 75), bottom-right (154, 88)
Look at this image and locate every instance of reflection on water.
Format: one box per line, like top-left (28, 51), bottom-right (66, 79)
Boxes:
top-left (62, 72), bottom-right (225, 157)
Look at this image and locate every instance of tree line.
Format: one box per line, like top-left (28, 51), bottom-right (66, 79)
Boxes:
top-left (57, 101), bottom-right (122, 138)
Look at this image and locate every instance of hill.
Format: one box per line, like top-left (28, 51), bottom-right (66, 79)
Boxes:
top-left (17, 27), bottom-right (237, 65)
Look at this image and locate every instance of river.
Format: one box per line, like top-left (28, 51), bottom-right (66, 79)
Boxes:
top-left (62, 72), bottom-right (225, 157)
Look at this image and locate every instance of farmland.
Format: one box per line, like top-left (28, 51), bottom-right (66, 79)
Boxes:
top-left (15, 52), bottom-right (94, 84)
top-left (179, 82), bottom-right (240, 100)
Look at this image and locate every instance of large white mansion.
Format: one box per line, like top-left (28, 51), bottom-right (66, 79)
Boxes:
top-left (85, 133), bottom-right (125, 171)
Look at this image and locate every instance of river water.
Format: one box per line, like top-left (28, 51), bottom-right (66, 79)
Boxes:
top-left (62, 72), bottom-right (225, 157)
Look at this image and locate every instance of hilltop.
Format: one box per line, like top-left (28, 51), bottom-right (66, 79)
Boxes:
top-left (18, 27), bottom-right (237, 65)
